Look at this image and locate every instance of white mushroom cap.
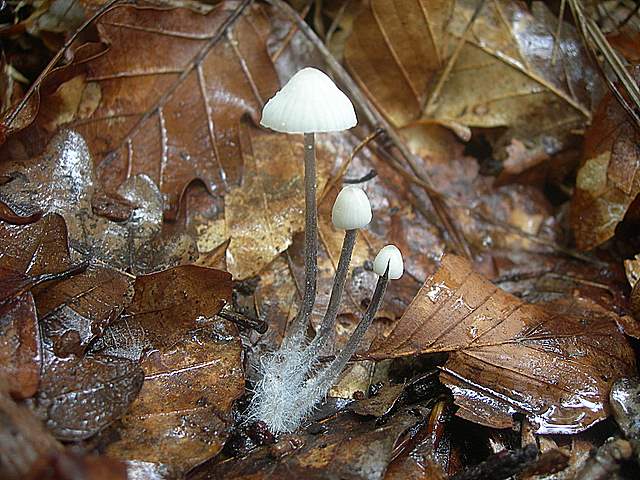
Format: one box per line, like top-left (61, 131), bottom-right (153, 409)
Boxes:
top-left (373, 245), bottom-right (404, 280)
top-left (260, 67), bottom-right (357, 134)
top-left (332, 186), bottom-right (372, 230)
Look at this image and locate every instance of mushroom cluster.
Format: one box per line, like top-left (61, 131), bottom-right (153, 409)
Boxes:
top-left (248, 67), bottom-right (404, 434)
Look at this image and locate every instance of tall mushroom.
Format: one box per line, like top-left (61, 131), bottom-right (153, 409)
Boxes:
top-left (260, 67), bottom-right (357, 347)
top-left (249, 68), bottom-right (404, 435)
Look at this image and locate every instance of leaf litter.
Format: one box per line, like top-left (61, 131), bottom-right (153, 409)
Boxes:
top-left (0, 0), bottom-right (639, 479)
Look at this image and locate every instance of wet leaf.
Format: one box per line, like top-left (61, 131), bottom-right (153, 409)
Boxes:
top-left (344, 0), bottom-right (601, 160)
top-left (193, 408), bottom-right (427, 480)
top-left (0, 291), bottom-right (41, 399)
top-left (26, 451), bottom-right (128, 480)
top-left (0, 130), bottom-right (197, 273)
top-left (0, 213), bottom-right (134, 356)
top-left (368, 254), bottom-right (637, 434)
top-left (92, 266), bottom-right (242, 473)
top-left (570, 67), bottom-right (640, 250)
top-left (2, 2), bottom-right (281, 219)
top-left (224, 119), bottom-right (305, 279)
top-left (31, 352), bottom-right (144, 441)
top-left (0, 385), bottom-right (62, 480)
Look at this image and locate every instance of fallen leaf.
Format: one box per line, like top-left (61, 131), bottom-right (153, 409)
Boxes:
top-left (92, 266), bottom-right (242, 474)
top-left (570, 67), bottom-right (640, 250)
top-left (30, 351), bottom-right (144, 441)
top-left (0, 384), bottom-right (63, 480)
top-left (344, 0), bottom-right (601, 160)
top-left (0, 213), bottom-right (134, 356)
top-left (224, 119), bottom-right (305, 279)
top-left (2, 1), bottom-right (281, 219)
top-left (368, 254), bottom-right (637, 434)
top-left (0, 291), bottom-right (41, 399)
top-left (0, 130), bottom-right (197, 273)
top-left (26, 451), bottom-right (128, 480)
top-left (192, 408), bottom-right (428, 480)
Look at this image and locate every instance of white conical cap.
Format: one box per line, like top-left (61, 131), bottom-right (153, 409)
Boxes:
top-left (373, 245), bottom-right (404, 280)
top-left (260, 67), bottom-right (357, 133)
top-left (332, 186), bottom-right (372, 230)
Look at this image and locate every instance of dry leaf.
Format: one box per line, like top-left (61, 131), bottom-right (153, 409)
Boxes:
top-left (570, 67), bottom-right (640, 250)
top-left (344, 0), bottom-right (600, 160)
top-left (92, 266), bottom-right (242, 473)
top-left (368, 254), bottom-right (637, 434)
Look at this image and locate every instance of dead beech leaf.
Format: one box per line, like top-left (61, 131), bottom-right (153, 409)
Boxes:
top-left (225, 120), bottom-right (306, 279)
top-left (92, 266), bottom-right (241, 473)
top-left (0, 130), bottom-right (197, 273)
top-left (368, 255), bottom-right (637, 434)
top-left (193, 408), bottom-right (427, 480)
top-left (2, 1), bottom-right (281, 219)
top-left (570, 67), bottom-right (640, 250)
top-left (344, 0), bottom-right (600, 159)
top-left (0, 213), bottom-right (134, 356)
top-left (0, 384), bottom-right (63, 480)
top-left (31, 351), bottom-right (144, 441)
top-left (0, 291), bottom-right (41, 399)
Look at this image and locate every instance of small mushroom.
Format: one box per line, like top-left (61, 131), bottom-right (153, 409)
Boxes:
top-left (307, 185), bottom-right (372, 357)
top-left (331, 185), bottom-right (372, 230)
top-left (260, 67), bottom-right (357, 347)
top-left (373, 245), bottom-right (404, 280)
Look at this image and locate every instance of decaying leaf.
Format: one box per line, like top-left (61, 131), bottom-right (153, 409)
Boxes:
top-left (368, 255), bottom-right (637, 434)
top-left (193, 408), bottom-right (428, 480)
top-left (225, 120), bottom-right (305, 279)
top-left (0, 213), bottom-right (134, 356)
top-left (30, 351), bottom-right (144, 441)
top-left (92, 266), bottom-right (242, 473)
top-left (570, 67), bottom-right (640, 250)
top-left (344, 0), bottom-right (601, 160)
top-left (0, 130), bottom-right (197, 273)
top-left (2, 2), bottom-right (281, 219)
top-left (0, 290), bottom-right (41, 399)
top-left (0, 384), bottom-right (62, 480)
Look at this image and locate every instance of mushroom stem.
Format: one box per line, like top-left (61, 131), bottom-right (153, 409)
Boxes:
top-left (306, 228), bottom-right (357, 356)
top-left (286, 132), bottom-right (318, 346)
top-left (312, 269), bottom-right (389, 390)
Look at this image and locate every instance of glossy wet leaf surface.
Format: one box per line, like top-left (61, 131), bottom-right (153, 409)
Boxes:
top-left (368, 255), bottom-right (637, 434)
top-left (0, 0), bottom-right (639, 478)
top-left (93, 265), bottom-right (241, 474)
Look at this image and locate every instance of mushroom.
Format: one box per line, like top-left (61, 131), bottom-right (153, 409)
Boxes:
top-left (306, 246), bottom-right (404, 410)
top-left (249, 68), bottom-right (404, 435)
top-left (306, 185), bottom-right (372, 358)
top-left (260, 67), bottom-right (357, 347)
top-left (373, 245), bottom-right (404, 280)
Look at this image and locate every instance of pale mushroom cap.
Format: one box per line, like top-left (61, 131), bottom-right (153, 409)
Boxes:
top-left (332, 186), bottom-right (372, 230)
top-left (373, 245), bottom-right (404, 280)
top-left (260, 67), bottom-right (357, 134)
